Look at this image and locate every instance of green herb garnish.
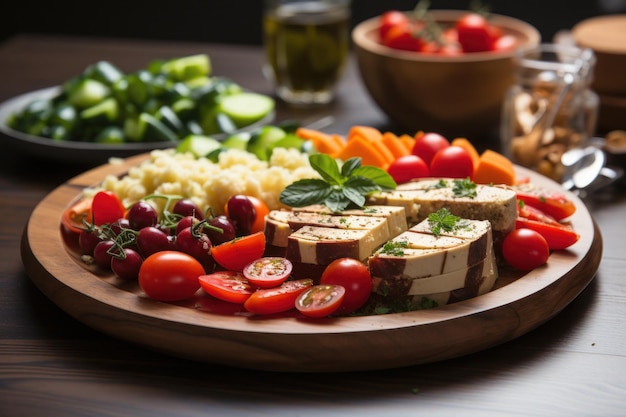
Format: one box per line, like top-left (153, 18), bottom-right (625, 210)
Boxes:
top-left (279, 154), bottom-right (397, 212)
top-left (451, 177), bottom-right (477, 198)
top-left (427, 208), bottom-right (463, 236)
top-left (380, 240), bottom-right (409, 256)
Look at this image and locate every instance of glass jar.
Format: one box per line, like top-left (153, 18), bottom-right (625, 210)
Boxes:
top-left (501, 44), bottom-right (599, 182)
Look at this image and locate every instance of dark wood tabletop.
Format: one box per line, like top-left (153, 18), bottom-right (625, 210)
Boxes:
top-left (1, 34), bottom-right (625, 417)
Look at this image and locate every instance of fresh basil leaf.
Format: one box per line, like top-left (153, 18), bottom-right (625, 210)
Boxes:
top-left (344, 176), bottom-right (383, 195)
top-left (324, 192), bottom-right (351, 212)
top-left (352, 165), bottom-right (397, 189)
top-left (342, 186), bottom-right (366, 208)
top-left (279, 178), bottom-right (332, 207)
top-left (309, 153), bottom-right (342, 185)
top-left (340, 157), bottom-right (361, 177)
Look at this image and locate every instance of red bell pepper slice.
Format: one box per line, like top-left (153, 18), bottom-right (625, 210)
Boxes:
top-left (515, 217), bottom-right (580, 250)
top-left (516, 190), bottom-right (576, 221)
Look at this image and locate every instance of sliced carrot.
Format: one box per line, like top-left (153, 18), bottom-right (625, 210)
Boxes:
top-left (295, 127), bottom-right (344, 155)
top-left (451, 137), bottom-right (480, 175)
top-left (474, 149), bottom-right (516, 186)
top-left (399, 134), bottom-right (416, 153)
top-left (382, 131), bottom-right (410, 159)
top-left (348, 125), bottom-right (383, 143)
top-left (334, 136), bottom-right (390, 169)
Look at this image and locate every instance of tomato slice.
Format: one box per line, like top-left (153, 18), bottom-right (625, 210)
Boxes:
top-left (62, 197), bottom-right (94, 234)
top-left (198, 271), bottom-right (254, 304)
top-left (91, 190), bottom-right (126, 226)
top-left (211, 231), bottom-right (266, 272)
top-left (515, 189), bottom-right (576, 221)
top-left (243, 257), bottom-right (292, 289)
top-left (295, 284), bottom-right (346, 318)
top-left (515, 217), bottom-right (580, 250)
top-left (243, 279), bottom-right (313, 315)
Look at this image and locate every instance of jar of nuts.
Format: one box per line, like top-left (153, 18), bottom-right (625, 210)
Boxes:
top-left (501, 44), bottom-right (599, 182)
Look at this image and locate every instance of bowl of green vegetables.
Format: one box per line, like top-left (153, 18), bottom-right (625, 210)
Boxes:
top-left (0, 54), bottom-right (275, 165)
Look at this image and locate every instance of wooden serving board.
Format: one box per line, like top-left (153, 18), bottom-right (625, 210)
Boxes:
top-left (20, 153), bottom-right (602, 373)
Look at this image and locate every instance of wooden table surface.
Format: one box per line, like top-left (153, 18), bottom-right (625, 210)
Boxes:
top-left (1, 34), bottom-right (625, 417)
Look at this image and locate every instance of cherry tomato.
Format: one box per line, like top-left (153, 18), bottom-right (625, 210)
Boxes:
top-left (247, 196), bottom-right (270, 234)
top-left (243, 279), bottom-right (313, 315)
top-left (502, 228), bottom-right (550, 271)
top-left (62, 197), bottom-right (93, 234)
top-left (429, 145), bottom-right (475, 179)
top-left (515, 190), bottom-right (576, 221)
top-left (295, 284), bottom-right (346, 318)
top-left (456, 13), bottom-right (500, 53)
top-left (382, 24), bottom-right (423, 52)
top-left (91, 191), bottom-right (126, 226)
top-left (515, 217), bottom-right (580, 250)
top-left (138, 251), bottom-right (204, 301)
top-left (320, 258), bottom-right (372, 315)
top-left (243, 257), bottom-right (292, 289)
top-left (198, 271), bottom-right (254, 304)
top-left (387, 154), bottom-right (429, 184)
top-left (110, 247), bottom-right (143, 281)
top-left (412, 132), bottom-right (450, 166)
top-left (211, 231), bottom-right (266, 272)
top-left (379, 10), bottom-right (409, 40)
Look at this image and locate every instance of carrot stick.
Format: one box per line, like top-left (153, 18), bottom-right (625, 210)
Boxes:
top-left (334, 136), bottom-right (390, 169)
top-left (474, 149), bottom-right (516, 186)
top-left (296, 127), bottom-right (344, 155)
top-left (382, 132), bottom-right (410, 159)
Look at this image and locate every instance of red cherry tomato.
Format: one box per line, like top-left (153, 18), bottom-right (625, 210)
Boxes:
top-left (211, 231), bottom-right (266, 272)
top-left (198, 270), bottom-right (255, 304)
top-left (243, 279), bottom-right (314, 315)
top-left (91, 190), bottom-right (126, 226)
top-left (383, 24), bottom-right (423, 52)
top-left (243, 257), bottom-right (293, 289)
top-left (456, 13), bottom-right (500, 53)
top-left (319, 258), bottom-right (372, 315)
top-left (295, 284), bottom-right (346, 318)
top-left (387, 154), bottom-right (430, 184)
top-left (379, 10), bottom-right (410, 40)
top-left (429, 145), bottom-right (475, 179)
top-left (412, 132), bottom-right (450, 166)
top-left (138, 251), bottom-right (204, 301)
top-left (247, 196), bottom-right (270, 234)
top-left (502, 228), bottom-right (550, 271)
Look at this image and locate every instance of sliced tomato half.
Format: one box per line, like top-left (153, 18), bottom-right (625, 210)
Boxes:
top-left (295, 284), bottom-right (346, 318)
top-left (211, 231), bottom-right (266, 272)
top-left (62, 197), bottom-right (94, 235)
top-left (243, 278), bottom-right (313, 315)
top-left (515, 217), bottom-right (580, 250)
top-left (198, 271), bottom-right (254, 304)
top-left (243, 257), bottom-right (292, 288)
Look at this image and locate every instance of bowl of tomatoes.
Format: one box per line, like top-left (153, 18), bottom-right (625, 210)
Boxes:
top-left (352, 8), bottom-right (540, 139)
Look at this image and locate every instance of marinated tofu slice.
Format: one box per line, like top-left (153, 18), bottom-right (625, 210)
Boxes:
top-left (368, 178), bottom-right (517, 235)
top-left (264, 209), bottom-right (397, 248)
top-left (286, 225), bottom-right (386, 265)
top-left (369, 218), bottom-right (492, 278)
top-left (371, 246), bottom-right (498, 306)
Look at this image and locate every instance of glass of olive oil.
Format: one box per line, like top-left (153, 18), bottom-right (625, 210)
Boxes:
top-left (263, 0), bottom-right (350, 105)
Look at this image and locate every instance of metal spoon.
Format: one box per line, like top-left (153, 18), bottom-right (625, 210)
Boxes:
top-left (561, 146), bottom-right (606, 191)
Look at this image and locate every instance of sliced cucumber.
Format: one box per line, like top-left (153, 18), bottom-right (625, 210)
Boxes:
top-left (177, 135), bottom-right (222, 158)
top-left (221, 132), bottom-right (251, 150)
top-left (67, 79), bottom-right (110, 109)
top-left (218, 93), bottom-right (275, 128)
top-left (80, 98), bottom-right (119, 124)
top-left (161, 54), bottom-right (211, 81)
top-left (247, 125), bottom-right (286, 160)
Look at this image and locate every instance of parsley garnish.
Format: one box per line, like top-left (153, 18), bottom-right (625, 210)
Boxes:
top-left (451, 178), bottom-right (477, 198)
top-left (380, 240), bottom-right (408, 256)
top-left (279, 154), bottom-right (397, 212)
top-left (427, 208), bottom-right (463, 236)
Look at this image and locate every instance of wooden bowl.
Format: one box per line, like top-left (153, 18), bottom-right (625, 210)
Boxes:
top-left (352, 10), bottom-right (541, 139)
top-left (572, 15), bottom-right (626, 96)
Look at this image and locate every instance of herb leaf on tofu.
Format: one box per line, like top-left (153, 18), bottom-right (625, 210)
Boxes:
top-left (427, 208), bottom-right (462, 236)
top-left (280, 154), bottom-right (396, 212)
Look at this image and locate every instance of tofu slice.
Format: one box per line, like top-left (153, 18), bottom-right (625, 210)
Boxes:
top-left (286, 225), bottom-right (387, 265)
top-left (368, 178), bottom-right (517, 235)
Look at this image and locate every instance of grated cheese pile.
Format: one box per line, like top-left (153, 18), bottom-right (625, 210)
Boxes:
top-left (92, 147), bottom-right (319, 215)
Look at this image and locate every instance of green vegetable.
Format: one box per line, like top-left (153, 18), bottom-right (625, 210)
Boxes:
top-left (427, 208), bottom-right (468, 237)
top-left (451, 178), bottom-right (478, 199)
top-left (280, 154), bottom-right (397, 212)
top-left (7, 54), bottom-right (274, 145)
